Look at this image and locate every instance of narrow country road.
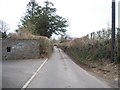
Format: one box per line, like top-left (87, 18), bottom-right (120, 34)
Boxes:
top-left (2, 47), bottom-right (112, 89)
top-left (2, 59), bottom-right (45, 88)
top-left (27, 47), bottom-right (110, 88)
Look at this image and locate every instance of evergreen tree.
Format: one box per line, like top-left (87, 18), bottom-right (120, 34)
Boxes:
top-left (19, 0), bottom-right (68, 38)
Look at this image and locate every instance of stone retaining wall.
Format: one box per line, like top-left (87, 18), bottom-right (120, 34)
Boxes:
top-left (2, 39), bottom-right (40, 60)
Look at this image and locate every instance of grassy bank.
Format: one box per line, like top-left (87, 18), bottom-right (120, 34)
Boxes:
top-left (58, 30), bottom-right (119, 81)
top-left (38, 37), bottom-right (53, 58)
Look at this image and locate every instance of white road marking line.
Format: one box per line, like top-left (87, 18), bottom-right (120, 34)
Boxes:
top-left (21, 58), bottom-right (48, 90)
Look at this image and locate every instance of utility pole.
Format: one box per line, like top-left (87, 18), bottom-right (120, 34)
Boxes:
top-left (111, 0), bottom-right (116, 63)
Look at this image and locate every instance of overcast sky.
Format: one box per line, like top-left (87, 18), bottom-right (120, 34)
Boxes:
top-left (0, 0), bottom-right (120, 38)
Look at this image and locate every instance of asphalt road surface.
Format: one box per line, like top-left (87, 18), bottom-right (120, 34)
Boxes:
top-left (28, 47), bottom-right (111, 88)
top-left (2, 59), bottom-right (45, 88)
top-left (2, 47), bottom-right (112, 88)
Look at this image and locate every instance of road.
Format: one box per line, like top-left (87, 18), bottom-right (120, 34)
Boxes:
top-left (2, 59), bottom-right (45, 88)
top-left (28, 47), bottom-right (110, 88)
top-left (2, 47), bottom-right (111, 88)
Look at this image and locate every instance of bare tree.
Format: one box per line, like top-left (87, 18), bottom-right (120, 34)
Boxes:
top-left (0, 20), bottom-right (10, 38)
top-left (0, 20), bottom-right (10, 33)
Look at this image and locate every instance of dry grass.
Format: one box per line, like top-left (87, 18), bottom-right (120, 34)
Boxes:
top-left (58, 34), bottom-right (118, 83)
top-left (8, 30), bottom-right (53, 58)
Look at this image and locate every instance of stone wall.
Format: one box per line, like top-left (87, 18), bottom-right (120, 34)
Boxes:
top-left (2, 39), bottom-right (40, 60)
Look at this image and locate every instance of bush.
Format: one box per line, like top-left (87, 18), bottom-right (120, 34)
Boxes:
top-left (117, 29), bottom-right (120, 63)
top-left (58, 28), bottom-right (120, 64)
top-left (39, 38), bottom-right (53, 58)
top-left (8, 34), bottom-right (53, 59)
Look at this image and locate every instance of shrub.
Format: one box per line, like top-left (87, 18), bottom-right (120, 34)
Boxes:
top-left (8, 34), bottom-right (53, 59)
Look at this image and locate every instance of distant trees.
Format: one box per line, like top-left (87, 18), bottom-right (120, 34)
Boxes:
top-left (19, 0), bottom-right (68, 38)
top-left (90, 29), bottom-right (111, 42)
top-left (0, 20), bottom-right (10, 38)
top-left (59, 27), bottom-right (120, 63)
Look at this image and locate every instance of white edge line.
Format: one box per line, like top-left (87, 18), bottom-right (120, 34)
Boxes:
top-left (21, 58), bottom-right (48, 90)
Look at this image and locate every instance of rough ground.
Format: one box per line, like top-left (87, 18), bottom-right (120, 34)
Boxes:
top-left (70, 58), bottom-right (119, 88)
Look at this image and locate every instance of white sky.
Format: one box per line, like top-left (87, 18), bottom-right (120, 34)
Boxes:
top-left (0, 0), bottom-right (120, 38)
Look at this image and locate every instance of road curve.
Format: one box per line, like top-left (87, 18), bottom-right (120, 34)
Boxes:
top-left (28, 47), bottom-right (111, 88)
